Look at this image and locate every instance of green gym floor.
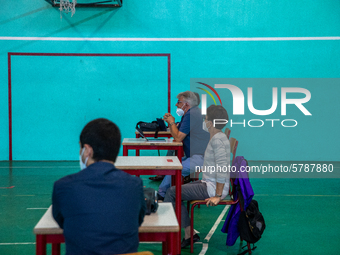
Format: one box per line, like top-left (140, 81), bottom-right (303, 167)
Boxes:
top-left (1, 161), bottom-right (339, 255)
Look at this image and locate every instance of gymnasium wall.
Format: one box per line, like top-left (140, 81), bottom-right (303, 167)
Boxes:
top-left (0, 0), bottom-right (339, 161)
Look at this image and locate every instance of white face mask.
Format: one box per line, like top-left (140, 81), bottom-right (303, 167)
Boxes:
top-left (202, 120), bottom-right (210, 132)
top-left (176, 108), bottom-right (184, 117)
top-left (176, 104), bottom-right (186, 117)
top-left (79, 147), bottom-right (88, 170)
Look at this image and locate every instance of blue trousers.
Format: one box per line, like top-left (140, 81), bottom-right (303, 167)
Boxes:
top-left (158, 154), bottom-right (204, 197)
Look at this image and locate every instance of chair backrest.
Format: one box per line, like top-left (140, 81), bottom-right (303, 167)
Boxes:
top-left (229, 137), bottom-right (238, 163)
top-left (224, 128), bottom-right (231, 139)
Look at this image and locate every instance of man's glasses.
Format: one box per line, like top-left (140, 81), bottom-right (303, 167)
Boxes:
top-left (177, 100), bottom-right (184, 104)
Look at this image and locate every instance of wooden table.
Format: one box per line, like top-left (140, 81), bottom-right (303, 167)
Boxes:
top-left (115, 156), bottom-right (182, 254)
top-left (34, 203), bottom-right (179, 255)
top-left (135, 131), bottom-right (172, 138)
top-left (122, 138), bottom-right (183, 163)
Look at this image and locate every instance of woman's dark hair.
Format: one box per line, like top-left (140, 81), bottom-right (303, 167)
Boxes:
top-left (206, 105), bottom-right (229, 130)
top-left (194, 92), bottom-right (201, 106)
top-left (80, 118), bottom-right (121, 162)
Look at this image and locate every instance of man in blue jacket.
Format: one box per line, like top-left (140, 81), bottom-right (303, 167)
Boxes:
top-left (52, 118), bottom-right (146, 255)
top-left (158, 91), bottom-right (210, 199)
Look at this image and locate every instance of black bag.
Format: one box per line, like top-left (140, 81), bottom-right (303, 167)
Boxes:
top-left (136, 121), bottom-right (160, 132)
top-left (136, 118), bottom-right (167, 138)
top-left (156, 118), bottom-right (167, 131)
top-left (143, 187), bottom-right (159, 215)
top-left (238, 200), bottom-right (266, 244)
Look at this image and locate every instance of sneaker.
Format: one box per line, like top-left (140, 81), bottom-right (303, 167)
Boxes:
top-left (181, 234), bottom-right (200, 248)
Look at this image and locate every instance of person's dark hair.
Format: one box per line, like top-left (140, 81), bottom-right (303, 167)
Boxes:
top-left (206, 105), bottom-right (229, 130)
top-left (194, 92), bottom-right (201, 106)
top-left (80, 118), bottom-right (121, 162)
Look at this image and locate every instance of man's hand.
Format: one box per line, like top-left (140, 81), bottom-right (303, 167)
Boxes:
top-left (163, 113), bottom-right (175, 124)
top-left (205, 196), bottom-right (222, 207)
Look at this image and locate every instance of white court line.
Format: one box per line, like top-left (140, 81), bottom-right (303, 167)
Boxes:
top-left (204, 205), bottom-right (230, 242)
top-left (199, 243), bottom-right (209, 255)
top-left (197, 205), bottom-right (230, 255)
top-left (27, 208), bottom-right (49, 210)
top-left (0, 243), bottom-right (35, 245)
top-left (0, 36), bottom-right (340, 42)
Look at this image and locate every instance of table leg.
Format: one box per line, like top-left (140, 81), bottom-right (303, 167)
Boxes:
top-left (36, 235), bottom-right (47, 255)
top-left (167, 232), bottom-right (176, 255)
top-left (123, 146), bottom-right (128, 156)
top-left (162, 241), bottom-right (168, 255)
top-left (136, 149), bottom-right (140, 156)
top-left (176, 171), bottom-right (182, 254)
top-left (52, 243), bottom-right (60, 255)
top-left (176, 146), bottom-right (183, 163)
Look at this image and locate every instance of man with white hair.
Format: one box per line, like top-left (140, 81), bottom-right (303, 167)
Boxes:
top-left (158, 91), bottom-right (210, 199)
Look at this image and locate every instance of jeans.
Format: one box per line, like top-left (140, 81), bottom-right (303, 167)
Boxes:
top-left (158, 154), bottom-right (204, 197)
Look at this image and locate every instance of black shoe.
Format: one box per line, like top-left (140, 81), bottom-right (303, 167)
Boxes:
top-left (181, 234), bottom-right (200, 248)
top-left (183, 175), bottom-right (192, 184)
top-left (157, 193), bottom-right (164, 201)
top-left (149, 175), bottom-right (165, 181)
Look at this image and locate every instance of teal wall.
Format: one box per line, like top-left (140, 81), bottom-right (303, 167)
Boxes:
top-left (0, 1), bottom-right (339, 161)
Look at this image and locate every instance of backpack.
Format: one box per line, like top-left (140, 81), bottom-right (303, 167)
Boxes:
top-left (238, 199), bottom-right (266, 244)
top-left (143, 187), bottom-right (159, 215)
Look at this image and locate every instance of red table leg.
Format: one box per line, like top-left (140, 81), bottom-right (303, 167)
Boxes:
top-left (162, 241), bottom-right (168, 255)
top-left (176, 170), bottom-right (182, 254)
top-left (52, 243), bottom-right (60, 255)
top-left (36, 235), bottom-right (47, 255)
top-left (175, 146), bottom-right (183, 163)
top-left (123, 145), bottom-right (128, 156)
top-left (168, 232), bottom-right (176, 255)
top-left (179, 147), bottom-right (183, 162)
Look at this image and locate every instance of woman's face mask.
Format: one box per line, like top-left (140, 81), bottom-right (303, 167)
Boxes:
top-left (203, 120), bottom-right (211, 132)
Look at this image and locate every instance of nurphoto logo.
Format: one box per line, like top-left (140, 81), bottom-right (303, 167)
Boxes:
top-left (195, 80), bottom-right (312, 128)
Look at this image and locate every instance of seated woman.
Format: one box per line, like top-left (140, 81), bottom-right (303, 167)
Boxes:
top-left (164, 104), bottom-right (230, 248)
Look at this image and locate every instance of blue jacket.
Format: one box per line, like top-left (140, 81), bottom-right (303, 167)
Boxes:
top-left (221, 156), bottom-right (254, 246)
top-left (52, 161), bottom-right (146, 255)
top-left (178, 106), bottom-right (210, 157)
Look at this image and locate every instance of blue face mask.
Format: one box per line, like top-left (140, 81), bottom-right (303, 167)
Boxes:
top-left (79, 147), bottom-right (88, 170)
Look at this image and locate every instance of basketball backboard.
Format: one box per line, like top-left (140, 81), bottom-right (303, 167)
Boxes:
top-left (45, 0), bottom-right (122, 8)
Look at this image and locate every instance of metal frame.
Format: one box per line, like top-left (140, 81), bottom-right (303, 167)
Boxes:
top-left (45, 0), bottom-right (122, 8)
top-left (7, 52), bottom-right (171, 161)
top-left (36, 231), bottom-right (176, 255)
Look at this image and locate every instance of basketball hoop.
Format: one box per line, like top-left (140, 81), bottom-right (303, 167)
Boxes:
top-left (59, 0), bottom-right (77, 18)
